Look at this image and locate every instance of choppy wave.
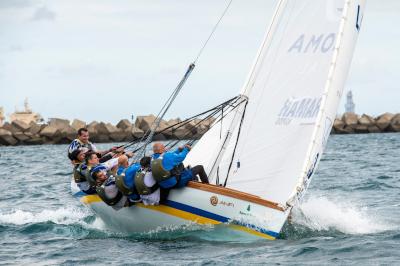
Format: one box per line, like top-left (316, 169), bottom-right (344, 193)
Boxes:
top-left (291, 196), bottom-right (394, 235)
top-left (0, 207), bottom-right (97, 228)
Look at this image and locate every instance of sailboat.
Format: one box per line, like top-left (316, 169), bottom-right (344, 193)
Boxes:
top-left (71, 0), bottom-right (366, 240)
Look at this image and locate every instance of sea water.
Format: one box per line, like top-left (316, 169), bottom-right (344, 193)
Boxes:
top-left (0, 133), bottom-right (399, 265)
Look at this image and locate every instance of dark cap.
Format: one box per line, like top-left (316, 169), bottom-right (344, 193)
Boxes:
top-left (140, 156), bottom-right (151, 168)
top-left (90, 165), bottom-right (107, 180)
top-left (70, 149), bottom-right (84, 161)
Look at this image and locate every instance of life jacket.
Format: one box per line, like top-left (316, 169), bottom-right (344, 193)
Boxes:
top-left (76, 164), bottom-right (96, 188)
top-left (151, 156), bottom-right (184, 184)
top-left (84, 166), bottom-right (97, 187)
top-left (73, 164), bottom-right (86, 183)
top-left (95, 176), bottom-right (123, 206)
top-left (115, 173), bottom-right (138, 196)
top-left (134, 170), bottom-right (159, 195)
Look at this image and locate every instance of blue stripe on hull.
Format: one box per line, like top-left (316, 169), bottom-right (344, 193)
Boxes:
top-left (164, 200), bottom-right (279, 238)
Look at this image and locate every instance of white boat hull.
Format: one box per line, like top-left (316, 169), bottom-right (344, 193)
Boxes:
top-left (71, 181), bottom-right (290, 240)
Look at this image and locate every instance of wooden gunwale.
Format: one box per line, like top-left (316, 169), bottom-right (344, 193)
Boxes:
top-left (187, 181), bottom-right (285, 212)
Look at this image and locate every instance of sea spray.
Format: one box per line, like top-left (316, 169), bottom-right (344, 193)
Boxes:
top-left (292, 196), bottom-right (394, 235)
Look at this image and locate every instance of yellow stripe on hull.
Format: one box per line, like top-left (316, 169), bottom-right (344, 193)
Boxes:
top-left (80, 194), bottom-right (276, 240)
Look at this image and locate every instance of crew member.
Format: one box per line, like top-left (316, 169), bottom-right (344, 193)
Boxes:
top-left (135, 156), bottom-right (166, 205)
top-left (67, 127), bottom-right (118, 162)
top-left (70, 148), bottom-right (96, 194)
top-left (151, 142), bottom-right (209, 189)
top-left (114, 161), bottom-right (142, 203)
top-left (68, 128), bottom-right (97, 160)
top-left (90, 164), bottom-right (128, 210)
top-left (89, 152), bottom-right (140, 207)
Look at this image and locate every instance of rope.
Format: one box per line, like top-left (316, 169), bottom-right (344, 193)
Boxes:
top-left (194, 0), bottom-right (234, 63)
top-left (223, 100), bottom-right (248, 187)
top-left (165, 95), bottom-right (244, 150)
top-left (127, 95), bottom-right (241, 156)
top-left (123, 0), bottom-right (234, 157)
top-left (135, 63), bottom-right (195, 159)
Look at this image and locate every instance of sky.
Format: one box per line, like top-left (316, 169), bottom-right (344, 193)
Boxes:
top-left (0, 0), bottom-right (399, 124)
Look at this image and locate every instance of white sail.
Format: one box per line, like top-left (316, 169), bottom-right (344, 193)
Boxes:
top-left (184, 99), bottom-right (245, 180)
top-left (220, 0), bottom-right (365, 205)
top-left (288, 0), bottom-right (366, 205)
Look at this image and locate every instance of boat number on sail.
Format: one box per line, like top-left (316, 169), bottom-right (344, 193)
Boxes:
top-left (276, 97), bottom-right (321, 125)
top-left (288, 33), bottom-right (336, 54)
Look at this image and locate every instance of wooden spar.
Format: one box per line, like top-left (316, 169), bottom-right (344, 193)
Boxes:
top-left (187, 181), bottom-right (285, 212)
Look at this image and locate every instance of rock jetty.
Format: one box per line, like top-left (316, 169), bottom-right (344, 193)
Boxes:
top-left (0, 112), bottom-right (399, 146)
top-left (0, 116), bottom-right (214, 146)
top-left (331, 112), bottom-right (400, 134)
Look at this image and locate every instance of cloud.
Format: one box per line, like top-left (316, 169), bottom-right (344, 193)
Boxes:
top-left (45, 64), bottom-right (110, 78)
top-left (0, 0), bottom-right (32, 9)
top-left (31, 6), bottom-right (56, 21)
top-left (9, 45), bottom-right (23, 52)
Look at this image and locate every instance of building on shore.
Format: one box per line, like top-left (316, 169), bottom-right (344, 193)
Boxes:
top-left (0, 107), bottom-right (4, 126)
top-left (345, 90), bottom-right (355, 113)
top-left (9, 98), bottom-right (44, 124)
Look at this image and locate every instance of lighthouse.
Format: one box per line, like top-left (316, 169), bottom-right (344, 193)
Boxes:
top-left (345, 91), bottom-right (355, 113)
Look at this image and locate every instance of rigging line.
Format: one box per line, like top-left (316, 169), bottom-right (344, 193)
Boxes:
top-left (165, 105), bottom-right (226, 149)
top-left (207, 131), bottom-right (230, 178)
top-left (205, 99), bottom-right (247, 179)
top-left (177, 96), bottom-right (245, 141)
top-left (127, 96), bottom-right (239, 153)
top-left (134, 79), bottom-right (183, 146)
top-left (160, 95), bottom-right (239, 135)
top-left (128, 96), bottom-right (243, 155)
top-left (193, 0), bottom-right (234, 63)
top-left (212, 98), bottom-right (246, 125)
top-left (137, 63), bottom-right (196, 158)
top-left (129, 107), bottom-right (219, 155)
top-left (164, 97), bottom-right (242, 152)
top-left (223, 100), bottom-right (248, 187)
top-left (216, 167), bottom-right (220, 186)
top-left (219, 107), bottom-right (223, 139)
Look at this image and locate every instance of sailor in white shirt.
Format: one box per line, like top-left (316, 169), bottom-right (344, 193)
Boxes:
top-left (140, 171), bottom-right (160, 206)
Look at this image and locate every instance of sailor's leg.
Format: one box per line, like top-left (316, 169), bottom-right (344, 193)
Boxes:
top-left (160, 188), bottom-right (170, 203)
top-left (191, 165), bottom-right (209, 184)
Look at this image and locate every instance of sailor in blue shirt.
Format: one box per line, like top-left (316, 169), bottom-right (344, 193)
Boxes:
top-left (91, 161), bottom-right (142, 206)
top-left (151, 142), bottom-right (209, 189)
top-left (122, 162), bottom-right (141, 192)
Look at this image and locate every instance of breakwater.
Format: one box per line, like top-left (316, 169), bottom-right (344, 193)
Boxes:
top-left (0, 112), bottom-right (399, 146)
top-left (0, 115), bottom-right (213, 146)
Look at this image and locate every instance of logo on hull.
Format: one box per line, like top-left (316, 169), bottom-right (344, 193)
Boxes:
top-left (210, 196), bottom-right (218, 206)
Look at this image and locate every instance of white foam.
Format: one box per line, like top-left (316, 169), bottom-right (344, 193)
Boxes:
top-left (0, 207), bottom-right (90, 226)
top-left (292, 196), bottom-right (394, 234)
